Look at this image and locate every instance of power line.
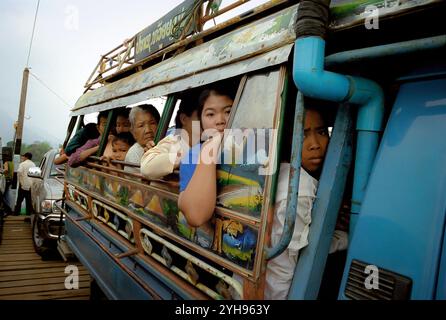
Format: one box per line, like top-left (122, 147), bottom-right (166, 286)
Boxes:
top-left (26, 0), bottom-right (41, 67)
top-left (29, 71), bottom-right (71, 107)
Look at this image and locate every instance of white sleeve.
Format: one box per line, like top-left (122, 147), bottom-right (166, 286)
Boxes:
top-left (329, 230), bottom-right (349, 253)
top-left (265, 248), bottom-right (297, 300)
top-left (140, 137), bottom-right (177, 180)
top-left (124, 144), bottom-right (143, 173)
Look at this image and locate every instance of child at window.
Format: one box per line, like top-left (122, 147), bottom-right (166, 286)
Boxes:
top-left (101, 132), bottom-right (135, 171)
top-left (264, 106), bottom-right (347, 299)
top-left (178, 86), bottom-right (233, 227)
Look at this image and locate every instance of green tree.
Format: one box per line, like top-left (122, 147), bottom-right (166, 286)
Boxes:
top-left (5, 140), bottom-right (52, 164)
top-left (23, 141), bottom-right (52, 164)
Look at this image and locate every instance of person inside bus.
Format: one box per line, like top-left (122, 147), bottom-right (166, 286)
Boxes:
top-left (53, 148), bottom-right (68, 165)
top-left (140, 95), bottom-right (200, 180)
top-left (102, 107), bottom-right (131, 159)
top-left (64, 114), bottom-right (105, 156)
top-left (115, 107), bottom-right (131, 134)
top-left (100, 132), bottom-right (135, 171)
top-left (263, 105), bottom-right (348, 300)
top-left (124, 104), bottom-right (160, 173)
top-left (261, 105), bottom-right (329, 299)
top-left (221, 105), bottom-right (334, 299)
top-left (57, 111), bottom-right (108, 166)
top-left (178, 86), bottom-right (233, 227)
top-left (67, 111), bottom-right (108, 167)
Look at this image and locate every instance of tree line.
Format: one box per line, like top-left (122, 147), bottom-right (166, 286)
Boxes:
top-left (5, 141), bottom-right (54, 164)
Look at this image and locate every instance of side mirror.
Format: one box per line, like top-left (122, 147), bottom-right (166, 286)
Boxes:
top-left (28, 167), bottom-right (43, 179)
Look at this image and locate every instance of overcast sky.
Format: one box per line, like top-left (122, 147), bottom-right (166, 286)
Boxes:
top-left (0, 0), bottom-right (265, 146)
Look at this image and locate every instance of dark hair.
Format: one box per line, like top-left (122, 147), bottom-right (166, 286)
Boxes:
top-left (84, 122), bottom-right (101, 139)
top-left (174, 97), bottom-right (199, 129)
top-left (115, 107), bottom-right (130, 119)
top-left (197, 85), bottom-right (234, 120)
top-left (112, 132), bottom-right (135, 146)
top-left (2, 147), bottom-right (13, 162)
top-left (304, 97), bottom-right (335, 127)
top-left (23, 152), bottom-right (33, 160)
top-left (109, 107), bottom-right (130, 135)
top-left (97, 111), bottom-right (109, 123)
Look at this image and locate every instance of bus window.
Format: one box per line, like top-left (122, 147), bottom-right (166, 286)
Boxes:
top-left (167, 99), bottom-right (182, 135)
top-left (84, 112), bottom-right (99, 125)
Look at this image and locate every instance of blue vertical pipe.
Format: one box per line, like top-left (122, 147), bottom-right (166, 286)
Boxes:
top-left (293, 36), bottom-right (385, 237)
top-left (266, 92), bottom-right (305, 260)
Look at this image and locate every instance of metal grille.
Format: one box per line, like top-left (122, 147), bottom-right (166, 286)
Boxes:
top-left (345, 260), bottom-right (412, 300)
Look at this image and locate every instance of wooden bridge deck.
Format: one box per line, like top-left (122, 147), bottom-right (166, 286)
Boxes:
top-left (0, 216), bottom-right (91, 300)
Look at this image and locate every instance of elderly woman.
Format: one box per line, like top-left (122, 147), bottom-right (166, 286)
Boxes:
top-left (125, 104), bottom-right (160, 173)
top-left (140, 95), bottom-right (200, 180)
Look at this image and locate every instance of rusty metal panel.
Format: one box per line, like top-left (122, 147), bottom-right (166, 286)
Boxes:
top-left (71, 44), bottom-right (292, 116)
top-left (71, 4), bottom-right (298, 116)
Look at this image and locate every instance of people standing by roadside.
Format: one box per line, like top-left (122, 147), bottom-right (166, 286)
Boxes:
top-left (2, 153), bottom-right (14, 195)
top-left (14, 152), bottom-right (36, 216)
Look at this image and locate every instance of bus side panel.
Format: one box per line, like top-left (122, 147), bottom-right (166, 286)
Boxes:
top-left (65, 218), bottom-right (150, 299)
top-left (339, 77), bottom-right (446, 299)
top-left (65, 206), bottom-right (183, 300)
top-left (435, 221), bottom-right (446, 300)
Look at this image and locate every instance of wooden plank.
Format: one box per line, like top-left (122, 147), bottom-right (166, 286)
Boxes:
top-left (1, 237), bottom-right (32, 241)
top-left (0, 241), bottom-right (34, 245)
top-left (0, 275), bottom-right (90, 289)
top-left (0, 270), bottom-right (89, 281)
top-left (0, 259), bottom-right (46, 266)
top-left (0, 251), bottom-right (36, 256)
top-left (0, 269), bottom-right (89, 282)
top-left (0, 262), bottom-right (72, 272)
top-left (3, 226), bottom-right (30, 230)
top-left (56, 295), bottom-right (90, 300)
top-left (3, 216), bottom-right (27, 220)
top-left (0, 249), bottom-right (37, 255)
top-left (1, 236), bottom-right (33, 240)
top-left (0, 246), bottom-right (35, 255)
top-left (0, 240), bottom-right (34, 245)
top-left (0, 288), bottom-right (91, 300)
top-left (0, 243), bottom-right (34, 250)
top-left (0, 281), bottom-right (90, 296)
top-left (2, 232), bottom-right (32, 234)
top-left (0, 253), bottom-right (43, 262)
top-left (0, 261), bottom-right (79, 268)
top-left (0, 215), bottom-right (92, 300)
top-left (1, 225), bottom-right (30, 229)
top-left (0, 265), bottom-right (86, 277)
top-left (2, 229), bottom-right (31, 233)
top-left (2, 232), bottom-right (32, 236)
top-left (0, 247), bottom-right (34, 252)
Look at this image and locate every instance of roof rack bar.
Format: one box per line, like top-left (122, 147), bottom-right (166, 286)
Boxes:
top-left (85, 0), bottom-right (289, 89)
top-left (202, 0), bottom-right (251, 24)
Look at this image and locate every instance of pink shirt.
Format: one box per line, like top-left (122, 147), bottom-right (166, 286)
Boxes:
top-left (68, 138), bottom-right (100, 167)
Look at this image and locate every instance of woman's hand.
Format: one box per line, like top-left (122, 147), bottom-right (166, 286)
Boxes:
top-left (144, 140), bottom-right (156, 152)
top-left (99, 155), bottom-right (112, 166)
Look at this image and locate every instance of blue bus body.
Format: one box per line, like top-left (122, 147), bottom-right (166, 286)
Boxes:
top-left (338, 73), bottom-right (446, 300)
top-left (61, 0), bottom-right (446, 300)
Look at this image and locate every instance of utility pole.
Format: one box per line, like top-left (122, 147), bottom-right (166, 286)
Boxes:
top-left (14, 67), bottom-right (30, 156)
